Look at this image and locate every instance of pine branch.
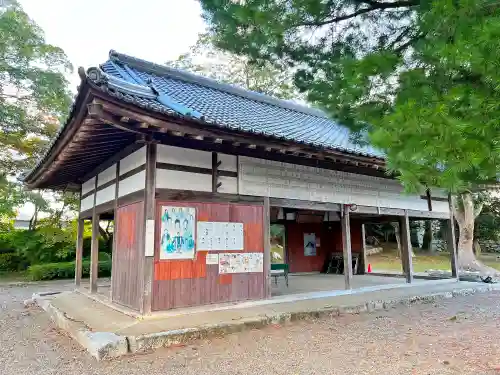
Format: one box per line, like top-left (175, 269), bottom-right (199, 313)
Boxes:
top-left (297, 0), bottom-right (420, 27)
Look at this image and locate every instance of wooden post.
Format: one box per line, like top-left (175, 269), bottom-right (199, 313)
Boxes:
top-left (360, 223), bottom-right (367, 275)
top-left (263, 196), bottom-right (271, 298)
top-left (90, 212), bottom-right (100, 293)
top-left (110, 161), bottom-right (120, 301)
top-left (211, 152), bottom-right (220, 193)
top-left (75, 218), bottom-right (84, 287)
top-left (141, 143), bottom-right (156, 315)
top-left (341, 204), bottom-right (353, 290)
top-left (448, 195), bottom-right (459, 280)
top-left (400, 212), bottom-right (413, 283)
top-left (89, 176), bottom-right (99, 293)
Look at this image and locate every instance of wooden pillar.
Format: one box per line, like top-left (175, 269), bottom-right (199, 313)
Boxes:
top-left (90, 213), bottom-right (100, 293)
top-left (400, 212), bottom-right (413, 283)
top-left (263, 196), bottom-right (271, 298)
top-left (341, 204), bottom-right (353, 290)
top-left (360, 223), bottom-right (368, 275)
top-left (89, 176), bottom-right (99, 293)
top-left (141, 143), bottom-right (156, 315)
top-left (211, 152), bottom-right (220, 193)
top-left (110, 161), bottom-right (120, 301)
top-left (75, 218), bottom-right (84, 287)
top-left (447, 195), bottom-right (459, 280)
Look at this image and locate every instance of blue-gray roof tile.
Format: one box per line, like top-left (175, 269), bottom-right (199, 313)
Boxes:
top-left (100, 51), bottom-right (384, 159)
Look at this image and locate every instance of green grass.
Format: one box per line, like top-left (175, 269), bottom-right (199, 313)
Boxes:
top-left (0, 271), bottom-right (29, 283)
top-left (367, 247), bottom-right (500, 273)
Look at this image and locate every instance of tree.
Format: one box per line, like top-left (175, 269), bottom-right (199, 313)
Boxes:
top-left (199, 0), bottom-right (500, 275)
top-left (0, 1), bottom-right (73, 222)
top-left (167, 34), bottom-right (300, 100)
top-left (473, 193), bottom-right (500, 256)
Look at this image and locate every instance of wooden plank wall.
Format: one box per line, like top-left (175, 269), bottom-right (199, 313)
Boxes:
top-left (112, 201), bottom-right (144, 310)
top-left (286, 221), bottom-right (363, 273)
top-left (152, 201), bottom-right (264, 311)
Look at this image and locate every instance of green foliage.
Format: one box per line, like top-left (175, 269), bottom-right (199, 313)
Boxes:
top-left (0, 253), bottom-right (20, 271)
top-left (27, 260), bottom-right (112, 281)
top-left (0, 1), bottom-right (73, 219)
top-left (4, 227), bottom-right (74, 266)
top-left (200, 0), bottom-right (500, 193)
top-left (167, 33), bottom-right (300, 100)
top-left (475, 194), bottom-right (500, 243)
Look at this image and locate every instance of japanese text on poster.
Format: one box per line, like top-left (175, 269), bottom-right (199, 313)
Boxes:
top-left (197, 222), bottom-right (244, 251)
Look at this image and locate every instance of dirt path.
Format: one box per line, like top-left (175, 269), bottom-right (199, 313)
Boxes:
top-left (1, 281), bottom-right (500, 374)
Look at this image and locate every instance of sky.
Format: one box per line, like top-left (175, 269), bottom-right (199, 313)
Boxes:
top-left (16, 0), bottom-right (206, 219)
top-left (19, 0), bottom-right (206, 89)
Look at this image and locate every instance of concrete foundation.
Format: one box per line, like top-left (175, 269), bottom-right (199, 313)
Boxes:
top-left (32, 279), bottom-right (499, 360)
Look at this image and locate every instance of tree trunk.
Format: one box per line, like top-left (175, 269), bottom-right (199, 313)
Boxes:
top-left (422, 220), bottom-right (433, 252)
top-left (29, 207), bottom-right (39, 231)
top-left (392, 222), bottom-right (401, 257)
top-left (453, 192), bottom-right (497, 276)
top-left (473, 239), bottom-right (481, 257)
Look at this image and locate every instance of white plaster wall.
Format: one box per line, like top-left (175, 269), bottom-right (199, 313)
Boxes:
top-left (218, 176), bottom-right (238, 194)
top-left (80, 194), bottom-right (94, 212)
top-left (118, 170), bottom-right (146, 197)
top-left (81, 177), bottom-right (95, 195)
top-left (97, 164), bottom-right (117, 186)
top-left (239, 157), bottom-right (449, 213)
top-left (120, 146), bottom-right (146, 175)
top-left (219, 153), bottom-right (237, 172)
top-left (156, 169), bottom-right (212, 192)
top-left (431, 201), bottom-right (450, 213)
top-left (157, 144), bottom-right (212, 169)
top-left (95, 184), bottom-right (116, 206)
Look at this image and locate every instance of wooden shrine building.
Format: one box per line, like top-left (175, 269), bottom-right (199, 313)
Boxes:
top-left (24, 50), bottom-right (458, 315)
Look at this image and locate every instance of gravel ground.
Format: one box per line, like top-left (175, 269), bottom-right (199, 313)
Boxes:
top-left (1, 281), bottom-right (500, 375)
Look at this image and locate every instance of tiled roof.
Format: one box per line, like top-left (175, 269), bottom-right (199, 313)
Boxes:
top-left (98, 51), bottom-right (384, 159)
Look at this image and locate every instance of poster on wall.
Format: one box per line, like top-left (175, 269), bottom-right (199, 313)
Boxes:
top-left (197, 222), bottom-right (244, 251)
top-left (219, 253), bottom-right (264, 274)
top-left (159, 206), bottom-right (196, 260)
top-left (304, 233), bottom-right (317, 256)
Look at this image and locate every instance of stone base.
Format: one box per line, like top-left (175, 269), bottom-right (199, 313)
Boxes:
top-left (32, 283), bottom-right (499, 360)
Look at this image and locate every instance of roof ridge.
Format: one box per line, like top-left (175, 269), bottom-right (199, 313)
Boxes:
top-left (108, 50), bottom-right (329, 119)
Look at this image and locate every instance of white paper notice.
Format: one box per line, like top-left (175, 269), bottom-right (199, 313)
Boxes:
top-left (206, 253), bottom-right (219, 265)
top-left (197, 222), bottom-right (244, 251)
top-left (219, 253), bottom-right (263, 274)
top-left (144, 219), bottom-right (155, 256)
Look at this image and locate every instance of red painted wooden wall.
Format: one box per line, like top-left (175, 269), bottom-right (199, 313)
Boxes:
top-left (112, 201), bottom-right (144, 310)
top-left (286, 220), bottom-right (363, 273)
top-left (152, 201), bottom-right (264, 311)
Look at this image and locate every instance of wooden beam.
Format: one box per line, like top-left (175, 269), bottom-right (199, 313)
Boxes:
top-left (447, 195), bottom-right (459, 280)
top-left (360, 223), bottom-right (367, 275)
top-left (90, 176), bottom-right (99, 293)
top-left (212, 152), bottom-right (219, 193)
top-left (75, 218), bottom-right (84, 287)
top-left (93, 98), bottom-right (386, 168)
top-left (407, 210), bottom-right (449, 219)
top-left (269, 198), bottom-right (340, 212)
top-left (341, 204), bottom-right (353, 289)
top-left (426, 188), bottom-right (433, 211)
top-left (263, 196), bottom-right (272, 298)
top-left (88, 103), bottom-right (148, 136)
top-left (141, 143), bottom-right (157, 315)
top-left (110, 161), bottom-right (120, 301)
top-left (400, 212), bottom-right (414, 283)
